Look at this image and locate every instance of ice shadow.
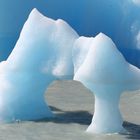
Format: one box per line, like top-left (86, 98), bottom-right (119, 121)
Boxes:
top-left (34, 106), bottom-right (92, 125)
top-left (122, 121), bottom-right (140, 140)
top-left (34, 106), bottom-right (140, 139)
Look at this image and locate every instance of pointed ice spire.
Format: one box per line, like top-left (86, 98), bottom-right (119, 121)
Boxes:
top-left (28, 8), bottom-right (45, 21)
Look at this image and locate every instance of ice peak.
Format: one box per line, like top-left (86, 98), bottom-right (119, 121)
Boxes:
top-left (31, 8), bottom-right (39, 14)
top-left (92, 32), bottom-right (118, 54)
top-left (95, 32), bottom-right (111, 42)
top-left (56, 19), bottom-right (68, 28)
top-left (56, 19), bottom-right (65, 24)
top-left (28, 8), bottom-right (45, 21)
top-left (97, 32), bottom-right (105, 37)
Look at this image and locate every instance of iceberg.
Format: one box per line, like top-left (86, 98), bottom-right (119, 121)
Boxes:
top-left (0, 8), bottom-right (139, 135)
top-left (74, 33), bottom-right (140, 134)
top-left (0, 9), bottom-right (78, 122)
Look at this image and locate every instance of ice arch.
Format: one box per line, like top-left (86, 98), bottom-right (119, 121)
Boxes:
top-left (0, 9), bottom-right (78, 122)
top-left (0, 8), bottom-right (139, 135)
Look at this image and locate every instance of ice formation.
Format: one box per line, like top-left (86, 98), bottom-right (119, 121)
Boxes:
top-left (0, 8), bottom-right (78, 122)
top-left (0, 7), bottom-right (140, 135)
top-left (74, 33), bottom-right (140, 134)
